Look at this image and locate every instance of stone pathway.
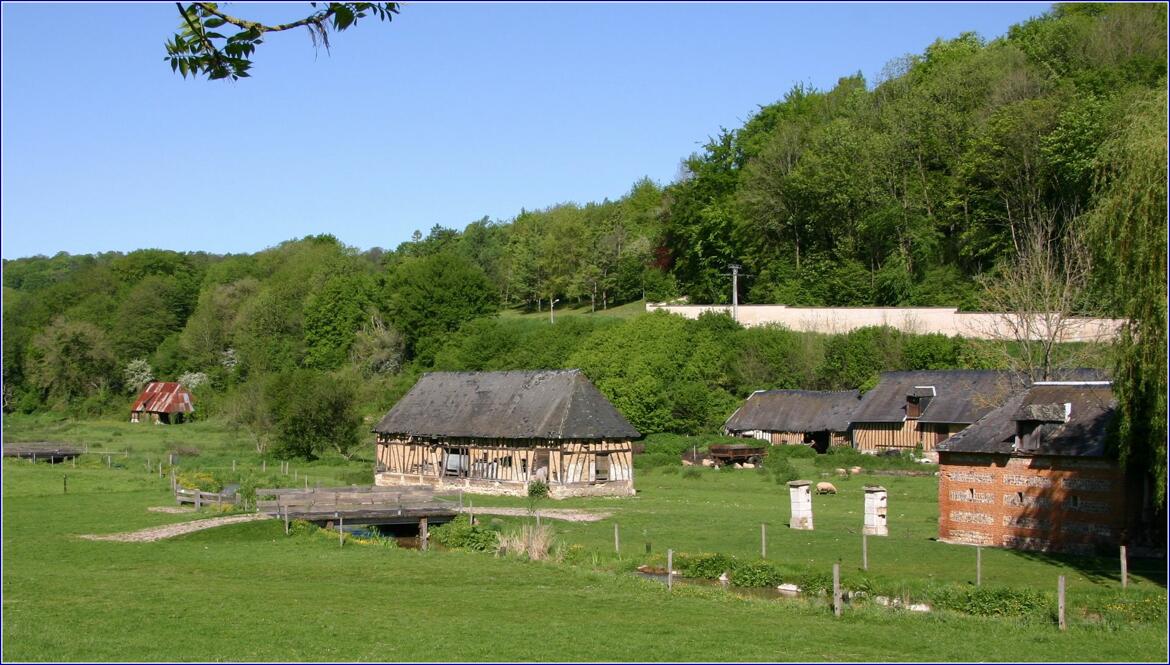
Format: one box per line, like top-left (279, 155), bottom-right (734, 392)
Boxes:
top-left (147, 506), bottom-right (194, 514)
top-left (80, 513), bottom-right (271, 543)
top-left (459, 507), bottom-right (613, 523)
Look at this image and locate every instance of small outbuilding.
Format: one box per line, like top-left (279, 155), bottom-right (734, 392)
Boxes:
top-left (129, 382), bottom-right (194, 424)
top-left (723, 389), bottom-right (860, 453)
top-left (373, 369), bottom-right (640, 498)
top-left (936, 380), bottom-right (1128, 555)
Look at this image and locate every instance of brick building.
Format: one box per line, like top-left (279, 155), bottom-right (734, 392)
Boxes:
top-left (936, 380), bottom-right (1127, 555)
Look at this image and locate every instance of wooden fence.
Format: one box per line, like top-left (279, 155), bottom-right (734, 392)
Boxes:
top-left (174, 487), bottom-right (237, 508)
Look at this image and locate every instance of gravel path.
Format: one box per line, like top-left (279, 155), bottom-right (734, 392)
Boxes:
top-left (147, 506), bottom-right (194, 514)
top-left (80, 513), bottom-right (272, 543)
top-left (459, 507), bottom-right (612, 523)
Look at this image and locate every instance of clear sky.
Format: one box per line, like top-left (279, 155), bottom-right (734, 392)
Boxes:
top-left (1, 1), bottom-right (1052, 259)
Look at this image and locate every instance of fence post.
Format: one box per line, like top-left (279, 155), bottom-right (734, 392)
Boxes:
top-left (304, 476), bottom-right (309, 490)
top-left (614, 522), bottom-right (620, 556)
top-left (976, 546), bottom-right (982, 586)
top-left (833, 563), bottom-right (842, 617)
top-left (761, 523), bottom-right (767, 559)
top-left (107, 455), bottom-right (111, 469)
top-left (63, 474), bottom-right (67, 494)
top-left (667, 549), bottom-right (673, 592)
top-left (1058, 575), bottom-right (1066, 631)
top-left (338, 513), bottom-right (344, 547)
top-left (862, 533), bottom-right (868, 572)
top-left (283, 502), bottom-right (289, 535)
top-left (420, 517), bottom-right (429, 551)
top-left (1120, 545), bottom-right (1128, 589)
top-left (232, 460), bottom-right (236, 472)
top-left (262, 460), bottom-right (266, 473)
top-left (194, 490), bottom-right (201, 511)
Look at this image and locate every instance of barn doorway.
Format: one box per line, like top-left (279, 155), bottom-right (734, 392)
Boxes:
top-left (804, 431), bottom-right (831, 454)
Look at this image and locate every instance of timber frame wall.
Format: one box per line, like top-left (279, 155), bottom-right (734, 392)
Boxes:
top-left (374, 435), bottom-right (635, 498)
top-left (735, 430), bottom-right (850, 447)
top-left (852, 421), bottom-right (967, 453)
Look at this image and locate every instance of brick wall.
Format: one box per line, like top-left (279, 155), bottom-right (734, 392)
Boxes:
top-left (937, 452), bottom-right (1126, 555)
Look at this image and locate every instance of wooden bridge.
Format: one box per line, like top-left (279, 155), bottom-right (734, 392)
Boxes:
top-left (3, 443), bottom-right (83, 463)
top-left (255, 486), bottom-right (459, 527)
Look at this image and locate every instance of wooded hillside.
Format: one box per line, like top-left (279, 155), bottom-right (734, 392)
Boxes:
top-left (2, 5), bottom-right (1164, 481)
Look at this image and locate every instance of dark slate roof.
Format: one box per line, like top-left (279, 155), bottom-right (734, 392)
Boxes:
top-left (851, 370), bottom-right (1020, 425)
top-left (938, 383), bottom-right (1115, 457)
top-left (373, 370), bottom-right (640, 440)
top-left (724, 390), bottom-right (861, 433)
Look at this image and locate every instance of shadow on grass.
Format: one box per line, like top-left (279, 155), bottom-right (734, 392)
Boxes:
top-left (1005, 547), bottom-right (1167, 587)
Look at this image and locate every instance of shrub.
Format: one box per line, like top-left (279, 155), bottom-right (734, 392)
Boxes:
top-left (769, 458), bottom-right (800, 484)
top-left (527, 480), bottom-right (549, 499)
top-left (796, 570), bottom-right (833, 595)
top-left (633, 452), bottom-right (681, 470)
top-left (429, 515), bottom-right (498, 552)
top-left (926, 584), bottom-right (1048, 617)
top-left (497, 523), bottom-right (556, 560)
top-left (176, 471), bottom-right (221, 492)
top-left (659, 465), bottom-right (680, 475)
top-left (676, 553), bottom-right (738, 579)
top-left (730, 560), bottom-right (783, 588)
top-left (767, 444), bottom-right (816, 459)
top-left (682, 467), bottom-right (703, 480)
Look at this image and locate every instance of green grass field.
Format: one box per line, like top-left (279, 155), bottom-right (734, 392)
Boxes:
top-left (3, 415), bottom-right (1167, 661)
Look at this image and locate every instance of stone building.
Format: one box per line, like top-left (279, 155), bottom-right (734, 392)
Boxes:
top-left (373, 370), bottom-right (640, 498)
top-left (936, 380), bottom-right (1127, 555)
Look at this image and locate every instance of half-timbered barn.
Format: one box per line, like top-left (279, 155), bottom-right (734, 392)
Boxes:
top-left (936, 380), bottom-right (1127, 555)
top-left (129, 382), bottom-right (195, 424)
top-left (849, 370), bottom-right (1016, 457)
top-left (373, 370), bottom-right (640, 498)
top-left (723, 390), bottom-right (860, 453)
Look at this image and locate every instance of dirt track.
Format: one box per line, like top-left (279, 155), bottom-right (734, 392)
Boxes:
top-left (459, 507), bottom-right (612, 523)
top-left (80, 513), bottom-right (271, 542)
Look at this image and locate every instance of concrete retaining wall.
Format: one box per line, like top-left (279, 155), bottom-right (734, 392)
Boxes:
top-left (646, 304), bottom-right (1124, 342)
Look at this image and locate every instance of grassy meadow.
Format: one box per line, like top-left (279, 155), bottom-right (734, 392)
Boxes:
top-left (2, 415), bottom-right (1167, 661)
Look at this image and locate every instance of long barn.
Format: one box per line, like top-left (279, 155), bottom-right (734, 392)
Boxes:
top-left (723, 389), bottom-right (860, 452)
top-left (373, 370), bottom-right (640, 498)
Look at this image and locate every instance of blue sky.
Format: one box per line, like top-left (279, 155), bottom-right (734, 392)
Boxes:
top-left (1, 1), bottom-right (1051, 259)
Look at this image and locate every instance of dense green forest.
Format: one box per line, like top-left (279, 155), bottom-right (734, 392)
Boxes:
top-left (2, 4), bottom-right (1165, 487)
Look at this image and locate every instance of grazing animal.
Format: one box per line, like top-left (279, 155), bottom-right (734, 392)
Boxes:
top-left (816, 482), bottom-right (837, 495)
top-left (849, 466), bottom-right (863, 475)
top-left (835, 468), bottom-right (847, 476)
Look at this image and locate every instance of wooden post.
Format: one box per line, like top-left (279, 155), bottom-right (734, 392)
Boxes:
top-left (72, 456), bottom-right (76, 468)
top-left (1057, 575), bottom-right (1066, 631)
top-left (194, 491), bottom-right (201, 511)
top-left (107, 455), bottom-right (111, 468)
top-left (667, 549), bottom-right (673, 592)
top-left (1120, 545), bottom-right (1128, 589)
top-left (420, 517), bottom-right (429, 551)
top-left (468, 500), bottom-right (473, 525)
top-left (262, 460), bottom-right (266, 473)
top-left (458, 490), bottom-right (463, 511)
top-left (862, 533), bottom-right (868, 572)
top-left (338, 513), bottom-right (344, 547)
top-left (614, 523), bottom-right (620, 556)
top-left (232, 460), bottom-right (236, 472)
top-left (63, 474), bottom-right (67, 494)
top-left (833, 563), bottom-right (842, 617)
top-left (284, 504), bottom-right (290, 535)
top-left (158, 462), bottom-right (162, 478)
top-left (761, 523), bottom-right (767, 559)
top-left (976, 546), bottom-right (982, 586)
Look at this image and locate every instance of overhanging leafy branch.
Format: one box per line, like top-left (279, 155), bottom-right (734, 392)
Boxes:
top-left (165, 2), bottom-right (399, 81)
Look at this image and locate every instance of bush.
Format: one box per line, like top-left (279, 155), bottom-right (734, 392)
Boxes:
top-left (633, 452), bottom-right (681, 470)
top-left (176, 471), bottom-right (222, 492)
top-left (767, 444), bottom-right (816, 459)
top-left (430, 515), bottom-right (499, 552)
top-left (926, 584), bottom-right (1048, 617)
top-left (659, 465), bottom-right (680, 475)
top-left (682, 467), bottom-right (703, 480)
top-left (730, 560), bottom-right (783, 588)
top-left (796, 570), bottom-right (833, 595)
top-left (676, 553), bottom-right (738, 579)
top-left (769, 458), bottom-right (800, 484)
top-left (527, 480), bottom-right (549, 499)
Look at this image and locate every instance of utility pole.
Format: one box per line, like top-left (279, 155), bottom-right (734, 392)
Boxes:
top-left (725, 264), bottom-right (750, 323)
top-left (550, 298), bottom-right (560, 324)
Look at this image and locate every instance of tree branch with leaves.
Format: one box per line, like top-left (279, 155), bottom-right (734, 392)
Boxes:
top-left (166, 2), bottom-right (399, 80)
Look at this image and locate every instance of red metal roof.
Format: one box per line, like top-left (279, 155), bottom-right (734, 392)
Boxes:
top-left (130, 382), bottom-right (195, 414)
